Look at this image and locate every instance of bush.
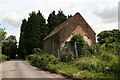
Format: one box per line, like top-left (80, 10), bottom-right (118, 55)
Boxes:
top-left (61, 52), bottom-right (74, 63)
top-left (0, 54), bottom-right (8, 62)
top-left (26, 54), bottom-right (59, 70)
top-left (79, 44), bottom-right (92, 57)
top-left (75, 56), bottom-right (101, 71)
top-left (32, 48), bottom-right (42, 54)
top-left (99, 52), bottom-right (115, 62)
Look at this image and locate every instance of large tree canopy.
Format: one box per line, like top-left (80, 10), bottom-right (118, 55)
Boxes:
top-left (19, 11), bottom-right (47, 58)
top-left (97, 29), bottom-right (120, 44)
top-left (47, 11), bottom-right (59, 33)
top-left (47, 10), bottom-right (72, 34)
top-left (97, 29), bottom-right (120, 49)
top-left (2, 35), bottom-right (17, 59)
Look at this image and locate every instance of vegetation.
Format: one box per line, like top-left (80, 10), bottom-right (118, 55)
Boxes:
top-left (26, 45), bottom-right (119, 79)
top-left (0, 54), bottom-right (9, 62)
top-left (26, 53), bottom-right (59, 72)
top-left (97, 29), bottom-right (120, 51)
top-left (60, 52), bottom-right (74, 63)
top-left (0, 28), bottom-right (7, 41)
top-left (19, 11), bottom-right (47, 58)
top-left (25, 29), bottom-right (119, 79)
top-left (47, 10), bottom-right (70, 34)
top-left (0, 28), bottom-right (7, 55)
top-left (70, 34), bottom-right (85, 57)
top-left (2, 35), bottom-right (17, 59)
top-left (0, 28), bottom-right (17, 59)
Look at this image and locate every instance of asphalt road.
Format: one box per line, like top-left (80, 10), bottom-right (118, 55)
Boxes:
top-left (0, 60), bottom-right (57, 78)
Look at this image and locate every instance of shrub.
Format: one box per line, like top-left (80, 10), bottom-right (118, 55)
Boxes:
top-left (32, 48), bottom-right (42, 54)
top-left (61, 52), bottom-right (74, 63)
top-left (79, 44), bottom-right (92, 57)
top-left (0, 54), bottom-right (8, 62)
top-left (99, 52), bottom-right (115, 62)
top-left (75, 56), bottom-right (101, 71)
top-left (26, 54), bottom-right (59, 70)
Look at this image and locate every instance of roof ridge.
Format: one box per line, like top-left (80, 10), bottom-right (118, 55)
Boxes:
top-left (44, 13), bottom-right (77, 40)
top-left (43, 12), bottom-right (95, 41)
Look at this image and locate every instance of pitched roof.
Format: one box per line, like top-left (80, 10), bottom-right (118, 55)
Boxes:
top-left (44, 12), bottom-right (95, 41)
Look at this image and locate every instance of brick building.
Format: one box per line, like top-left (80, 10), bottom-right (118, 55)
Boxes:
top-left (43, 12), bottom-right (96, 57)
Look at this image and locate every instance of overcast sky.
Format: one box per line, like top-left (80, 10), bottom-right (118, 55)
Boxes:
top-left (0, 0), bottom-right (119, 42)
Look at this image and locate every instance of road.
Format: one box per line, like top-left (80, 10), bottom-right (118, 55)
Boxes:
top-left (0, 60), bottom-right (59, 78)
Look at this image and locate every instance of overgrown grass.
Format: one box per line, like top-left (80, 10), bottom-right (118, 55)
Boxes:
top-left (26, 49), bottom-right (119, 79)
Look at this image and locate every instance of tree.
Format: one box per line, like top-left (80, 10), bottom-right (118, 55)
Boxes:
top-left (0, 28), bottom-right (7, 55)
top-left (19, 11), bottom-right (47, 58)
top-left (0, 28), bottom-right (7, 41)
top-left (97, 29), bottom-right (120, 51)
top-left (70, 34), bottom-right (84, 46)
top-left (67, 14), bottom-right (72, 19)
top-left (57, 10), bottom-right (67, 25)
top-left (19, 19), bottom-right (27, 58)
top-left (97, 29), bottom-right (120, 45)
top-left (47, 11), bottom-right (59, 34)
top-left (47, 10), bottom-right (68, 34)
top-left (70, 34), bottom-right (85, 57)
top-left (2, 35), bottom-right (17, 59)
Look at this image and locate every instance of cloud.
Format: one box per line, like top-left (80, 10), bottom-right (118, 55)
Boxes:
top-left (2, 12), bottom-right (22, 28)
top-left (93, 4), bottom-right (118, 23)
top-left (0, 0), bottom-right (118, 41)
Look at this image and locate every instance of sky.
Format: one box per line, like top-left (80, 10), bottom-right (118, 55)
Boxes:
top-left (0, 0), bottom-right (119, 42)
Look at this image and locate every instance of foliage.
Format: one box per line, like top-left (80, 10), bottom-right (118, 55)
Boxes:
top-left (26, 54), bottom-right (59, 70)
top-left (0, 28), bottom-right (7, 41)
top-left (26, 49), bottom-right (119, 79)
top-left (60, 52), bottom-right (74, 63)
top-left (0, 28), bottom-right (7, 55)
top-left (32, 48), bottom-right (42, 54)
top-left (99, 52), bottom-right (116, 62)
top-left (47, 11), bottom-right (59, 34)
top-left (19, 11), bottom-right (47, 58)
top-left (56, 10), bottom-right (67, 25)
top-left (70, 34), bottom-right (85, 57)
top-left (2, 35), bottom-right (17, 59)
top-left (75, 48), bottom-right (119, 74)
top-left (47, 10), bottom-right (71, 34)
top-left (80, 44), bottom-right (93, 56)
top-left (70, 34), bottom-right (84, 45)
top-left (97, 29), bottom-right (120, 46)
top-left (0, 54), bottom-right (9, 62)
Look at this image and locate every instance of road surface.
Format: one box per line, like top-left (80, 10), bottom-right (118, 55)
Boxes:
top-left (0, 60), bottom-right (59, 78)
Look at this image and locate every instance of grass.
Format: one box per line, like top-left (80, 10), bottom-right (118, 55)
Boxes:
top-left (57, 64), bottom-right (80, 76)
